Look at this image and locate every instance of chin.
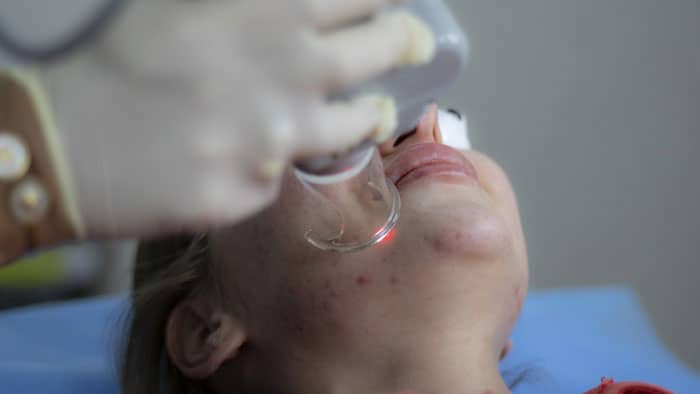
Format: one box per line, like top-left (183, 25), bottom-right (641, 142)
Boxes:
top-left (401, 197), bottom-right (512, 260)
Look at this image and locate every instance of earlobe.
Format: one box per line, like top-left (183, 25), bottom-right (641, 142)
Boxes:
top-left (166, 298), bottom-right (246, 379)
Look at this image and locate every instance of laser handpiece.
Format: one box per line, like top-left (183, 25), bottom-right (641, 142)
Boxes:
top-left (294, 0), bottom-right (468, 253)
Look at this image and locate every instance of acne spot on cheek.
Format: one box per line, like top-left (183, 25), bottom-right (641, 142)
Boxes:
top-left (431, 237), bottom-right (447, 254)
top-left (482, 390), bottom-right (495, 394)
top-left (390, 275), bottom-right (399, 286)
top-left (355, 275), bottom-right (372, 287)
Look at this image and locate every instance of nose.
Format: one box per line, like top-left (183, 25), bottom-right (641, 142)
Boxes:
top-left (378, 103), bottom-right (442, 157)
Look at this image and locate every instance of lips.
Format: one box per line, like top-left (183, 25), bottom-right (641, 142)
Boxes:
top-left (384, 143), bottom-right (478, 189)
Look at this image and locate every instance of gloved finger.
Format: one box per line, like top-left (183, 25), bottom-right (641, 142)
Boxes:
top-left (319, 11), bottom-right (435, 91)
top-left (196, 168), bottom-right (280, 229)
top-left (297, 95), bottom-right (398, 157)
top-left (305, 0), bottom-right (407, 31)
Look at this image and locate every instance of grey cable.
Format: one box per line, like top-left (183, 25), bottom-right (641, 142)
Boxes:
top-left (0, 0), bottom-right (128, 63)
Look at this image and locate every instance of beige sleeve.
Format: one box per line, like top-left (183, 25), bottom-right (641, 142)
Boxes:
top-left (0, 69), bottom-right (82, 265)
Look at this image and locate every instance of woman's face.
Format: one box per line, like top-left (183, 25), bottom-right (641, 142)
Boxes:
top-left (204, 106), bottom-right (528, 393)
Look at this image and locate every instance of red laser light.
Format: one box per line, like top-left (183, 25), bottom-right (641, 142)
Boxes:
top-left (375, 227), bottom-right (397, 244)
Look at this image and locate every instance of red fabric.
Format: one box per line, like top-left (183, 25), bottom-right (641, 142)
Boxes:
top-left (584, 377), bottom-right (674, 394)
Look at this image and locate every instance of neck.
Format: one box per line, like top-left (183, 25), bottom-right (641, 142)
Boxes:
top-left (387, 346), bottom-right (510, 394)
top-left (309, 340), bottom-right (510, 394)
top-left (230, 336), bottom-right (511, 394)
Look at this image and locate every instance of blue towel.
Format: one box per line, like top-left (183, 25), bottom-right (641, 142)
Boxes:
top-left (502, 288), bottom-right (700, 393)
top-left (1, 287), bottom-right (698, 393)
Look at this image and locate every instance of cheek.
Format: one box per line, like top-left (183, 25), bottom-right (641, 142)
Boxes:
top-left (272, 277), bottom-right (371, 344)
top-left (408, 205), bottom-right (515, 261)
top-left (270, 261), bottom-right (412, 349)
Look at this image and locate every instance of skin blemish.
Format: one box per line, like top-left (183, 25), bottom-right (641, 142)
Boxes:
top-left (323, 279), bottom-right (339, 298)
top-left (507, 285), bottom-right (526, 327)
top-left (482, 391), bottom-right (495, 394)
top-left (431, 237), bottom-right (446, 253)
top-left (390, 275), bottom-right (399, 285)
top-left (355, 275), bottom-right (372, 287)
top-left (514, 285), bottom-right (524, 314)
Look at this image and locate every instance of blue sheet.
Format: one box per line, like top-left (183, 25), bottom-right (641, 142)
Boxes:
top-left (1, 287), bottom-right (698, 393)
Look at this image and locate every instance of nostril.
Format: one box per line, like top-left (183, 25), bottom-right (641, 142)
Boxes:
top-left (393, 128), bottom-right (417, 147)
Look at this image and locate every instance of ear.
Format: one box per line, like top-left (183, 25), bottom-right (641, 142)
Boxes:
top-left (166, 295), bottom-right (246, 379)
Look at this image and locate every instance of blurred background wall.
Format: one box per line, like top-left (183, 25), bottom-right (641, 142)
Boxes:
top-left (0, 241), bottom-right (134, 309)
top-left (442, 0), bottom-right (699, 370)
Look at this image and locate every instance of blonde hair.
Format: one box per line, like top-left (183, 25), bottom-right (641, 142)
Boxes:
top-left (119, 234), bottom-right (212, 394)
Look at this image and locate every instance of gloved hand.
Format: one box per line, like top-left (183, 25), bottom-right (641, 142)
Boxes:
top-left (39, 0), bottom-right (436, 239)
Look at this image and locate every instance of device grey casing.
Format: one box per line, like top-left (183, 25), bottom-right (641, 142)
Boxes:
top-left (297, 0), bottom-right (469, 174)
top-left (373, 0), bottom-right (469, 136)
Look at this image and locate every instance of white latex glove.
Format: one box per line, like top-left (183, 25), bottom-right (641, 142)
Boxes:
top-left (39, 0), bottom-right (436, 239)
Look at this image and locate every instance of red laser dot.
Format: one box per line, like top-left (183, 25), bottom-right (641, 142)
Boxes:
top-left (376, 228), bottom-right (397, 244)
